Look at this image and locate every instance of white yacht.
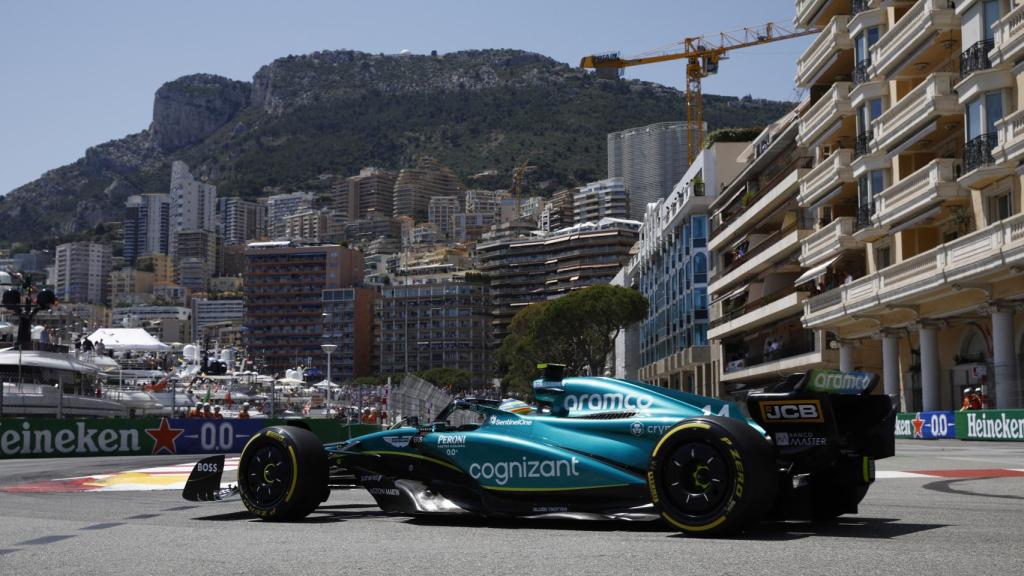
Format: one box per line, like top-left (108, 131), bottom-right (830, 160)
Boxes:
top-left (0, 347), bottom-right (128, 418)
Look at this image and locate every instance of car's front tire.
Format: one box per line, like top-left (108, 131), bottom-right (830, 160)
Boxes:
top-left (238, 425), bottom-right (328, 521)
top-left (648, 416), bottom-right (777, 537)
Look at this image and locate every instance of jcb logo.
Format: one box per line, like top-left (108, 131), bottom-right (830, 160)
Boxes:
top-left (760, 400), bottom-right (824, 423)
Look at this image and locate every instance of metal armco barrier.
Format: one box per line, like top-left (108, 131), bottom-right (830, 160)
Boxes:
top-left (0, 418), bottom-right (382, 459)
top-left (894, 411), bottom-right (956, 439)
top-left (956, 409), bottom-right (1024, 441)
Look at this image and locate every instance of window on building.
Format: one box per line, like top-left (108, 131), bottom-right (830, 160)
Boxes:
top-left (966, 91), bottom-right (1004, 139)
top-left (853, 26), bottom-right (880, 64)
top-left (875, 242), bottom-right (892, 270)
top-left (858, 169), bottom-right (887, 214)
top-left (987, 190), bottom-right (1012, 223)
top-left (693, 253), bottom-right (707, 284)
top-left (856, 98), bottom-right (884, 137)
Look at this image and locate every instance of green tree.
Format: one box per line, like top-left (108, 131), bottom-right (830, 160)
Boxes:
top-left (416, 367), bottom-right (473, 393)
top-left (498, 285), bottom-right (648, 393)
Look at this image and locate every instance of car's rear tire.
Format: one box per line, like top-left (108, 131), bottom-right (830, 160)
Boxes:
top-left (648, 416), bottom-right (778, 537)
top-left (238, 425), bottom-right (328, 521)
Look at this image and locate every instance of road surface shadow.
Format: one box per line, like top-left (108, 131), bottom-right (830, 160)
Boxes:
top-left (729, 517), bottom-right (947, 541)
top-left (194, 504), bottom-right (392, 524)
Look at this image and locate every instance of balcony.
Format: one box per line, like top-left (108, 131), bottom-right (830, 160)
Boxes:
top-left (796, 0), bottom-right (844, 29)
top-left (990, 2), bottom-right (1024, 67)
top-left (803, 212), bottom-right (1024, 329)
top-left (870, 0), bottom-right (959, 79)
top-left (709, 168), bottom-right (807, 253)
top-left (873, 158), bottom-right (966, 229)
top-left (709, 291), bottom-right (809, 341)
top-left (799, 217), bottom-right (862, 267)
top-left (796, 16), bottom-right (853, 88)
top-left (961, 132), bottom-right (1013, 189)
top-left (854, 130), bottom-right (874, 159)
top-left (960, 38), bottom-right (994, 80)
top-left (798, 82), bottom-right (853, 147)
top-left (709, 228), bottom-right (809, 295)
top-left (993, 108), bottom-right (1024, 166)
top-left (721, 348), bottom-right (837, 382)
top-left (871, 72), bottom-right (959, 153)
top-left (800, 149), bottom-right (855, 207)
top-left (853, 203), bottom-right (888, 242)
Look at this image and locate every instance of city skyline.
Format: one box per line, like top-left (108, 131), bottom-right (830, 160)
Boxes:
top-left (0, 0), bottom-right (810, 196)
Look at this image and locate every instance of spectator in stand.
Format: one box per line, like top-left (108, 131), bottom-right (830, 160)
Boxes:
top-left (188, 402), bottom-right (203, 419)
top-left (212, 405), bottom-right (224, 419)
top-left (238, 402), bottom-right (251, 419)
top-left (202, 403), bottom-right (213, 418)
top-left (969, 388), bottom-right (984, 410)
top-left (960, 389), bottom-right (973, 412)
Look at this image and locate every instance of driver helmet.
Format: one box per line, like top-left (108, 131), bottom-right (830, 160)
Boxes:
top-left (499, 398), bottom-right (535, 415)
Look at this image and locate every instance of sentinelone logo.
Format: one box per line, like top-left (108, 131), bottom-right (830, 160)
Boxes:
top-left (0, 421), bottom-right (141, 456)
top-left (469, 457), bottom-right (580, 486)
top-left (966, 412), bottom-right (1024, 440)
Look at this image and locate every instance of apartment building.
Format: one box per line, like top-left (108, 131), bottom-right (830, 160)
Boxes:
top-left (263, 192), bottom-right (315, 239)
top-left (795, 0), bottom-right (1024, 410)
top-left (109, 267), bottom-right (155, 307)
top-left (392, 157), bottom-right (463, 222)
top-left (169, 161), bottom-right (217, 259)
top-left (706, 108), bottom-right (833, 394)
top-left (622, 142), bottom-right (748, 395)
top-left (539, 187), bottom-right (577, 232)
top-left (428, 196), bottom-right (462, 239)
top-left (283, 209), bottom-right (334, 243)
top-left (243, 242), bottom-right (365, 376)
top-left (574, 178), bottom-right (630, 223)
top-left (378, 279), bottom-right (492, 384)
top-left (335, 167), bottom-right (397, 220)
top-left (321, 287), bottom-right (377, 381)
top-left (465, 189), bottom-right (507, 219)
top-left (54, 242), bottom-right (112, 305)
top-left (124, 194), bottom-right (170, 263)
top-left (608, 121), bottom-right (694, 220)
top-left (174, 229), bottom-right (218, 293)
top-left (218, 197), bottom-right (266, 246)
top-left (191, 298), bottom-right (244, 342)
top-left (476, 218), bottom-right (640, 344)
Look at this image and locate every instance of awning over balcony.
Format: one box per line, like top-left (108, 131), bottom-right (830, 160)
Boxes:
top-left (794, 255), bottom-right (840, 286)
top-left (710, 283), bottom-right (749, 306)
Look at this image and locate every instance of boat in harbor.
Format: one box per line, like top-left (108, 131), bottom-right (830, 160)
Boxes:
top-left (0, 346), bottom-right (128, 418)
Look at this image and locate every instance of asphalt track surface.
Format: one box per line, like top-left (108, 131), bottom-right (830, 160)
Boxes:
top-left (1, 440), bottom-right (1023, 575)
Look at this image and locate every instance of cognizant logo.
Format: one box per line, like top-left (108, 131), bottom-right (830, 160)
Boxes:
top-left (469, 457), bottom-right (580, 486)
top-left (563, 393), bottom-right (653, 412)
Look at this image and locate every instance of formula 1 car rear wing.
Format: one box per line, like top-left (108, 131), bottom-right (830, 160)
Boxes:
top-left (746, 370), bottom-right (896, 473)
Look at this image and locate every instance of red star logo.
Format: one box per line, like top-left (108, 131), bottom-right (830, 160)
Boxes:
top-left (911, 413), bottom-right (925, 438)
top-left (145, 418), bottom-right (184, 455)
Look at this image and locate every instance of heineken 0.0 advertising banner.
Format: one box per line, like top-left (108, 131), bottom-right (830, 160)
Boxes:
top-left (0, 418), bottom-right (381, 459)
top-left (956, 409), bottom-right (1024, 441)
top-left (894, 411), bottom-right (956, 439)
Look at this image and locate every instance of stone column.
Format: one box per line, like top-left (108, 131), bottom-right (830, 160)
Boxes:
top-left (839, 341), bottom-right (856, 372)
top-left (991, 307), bottom-right (1018, 409)
top-left (919, 324), bottom-right (941, 411)
top-left (882, 332), bottom-right (902, 410)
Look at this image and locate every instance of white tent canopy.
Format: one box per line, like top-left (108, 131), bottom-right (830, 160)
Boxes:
top-left (86, 328), bottom-right (171, 352)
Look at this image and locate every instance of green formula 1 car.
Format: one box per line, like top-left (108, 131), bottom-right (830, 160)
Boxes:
top-left (184, 365), bottom-right (895, 536)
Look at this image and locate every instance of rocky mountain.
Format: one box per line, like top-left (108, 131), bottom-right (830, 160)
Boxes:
top-left (0, 49), bottom-right (795, 247)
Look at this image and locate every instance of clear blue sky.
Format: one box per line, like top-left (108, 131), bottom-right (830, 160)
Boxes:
top-left (0, 0), bottom-right (810, 195)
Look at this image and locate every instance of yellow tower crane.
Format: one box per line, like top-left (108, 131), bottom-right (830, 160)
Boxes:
top-left (581, 21), bottom-right (819, 163)
top-left (510, 160), bottom-right (536, 218)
